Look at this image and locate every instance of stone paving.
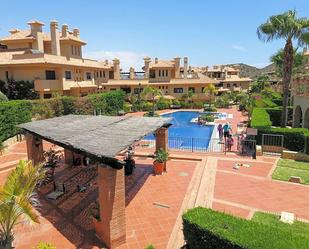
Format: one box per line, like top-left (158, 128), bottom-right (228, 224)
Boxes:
top-left (1, 108), bottom-right (309, 248)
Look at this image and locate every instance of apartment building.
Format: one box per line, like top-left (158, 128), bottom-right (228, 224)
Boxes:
top-left (192, 65), bottom-right (252, 93)
top-left (100, 57), bottom-right (218, 101)
top-left (0, 20), bottom-right (115, 98)
top-left (292, 47), bottom-right (309, 128)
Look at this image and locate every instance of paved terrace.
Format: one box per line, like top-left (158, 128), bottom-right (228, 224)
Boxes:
top-left (1, 108), bottom-right (309, 248)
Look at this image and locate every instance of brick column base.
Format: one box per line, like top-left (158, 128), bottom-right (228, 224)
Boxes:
top-left (96, 165), bottom-right (126, 248)
top-left (25, 133), bottom-right (43, 166)
top-left (156, 127), bottom-right (168, 152)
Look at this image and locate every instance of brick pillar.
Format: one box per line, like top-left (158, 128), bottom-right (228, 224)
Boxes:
top-left (25, 133), bottom-right (43, 166)
top-left (156, 127), bottom-right (168, 152)
top-left (64, 149), bottom-right (74, 166)
top-left (96, 164), bottom-right (126, 248)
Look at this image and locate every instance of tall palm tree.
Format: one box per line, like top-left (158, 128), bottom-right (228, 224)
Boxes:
top-left (257, 10), bottom-right (309, 127)
top-left (203, 84), bottom-right (218, 107)
top-left (271, 48), bottom-right (305, 77)
top-left (141, 86), bottom-right (162, 116)
top-left (0, 160), bottom-right (45, 249)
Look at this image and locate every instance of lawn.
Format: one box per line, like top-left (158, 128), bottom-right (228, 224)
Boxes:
top-left (272, 158), bottom-right (309, 184)
top-left (252, 212), bottom-right (309, 237)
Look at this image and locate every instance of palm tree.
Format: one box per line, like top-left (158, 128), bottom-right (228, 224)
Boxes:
top-left (257, 10), bottom-right (309, 127)
top-left (271, 48), bottom-right (305, 77)
top-left (141, 86), bottom-right (162, 116)
top-left (0, 160), bottom-right (45, 248)
top-left (203, 84), bottom-right (218, 107)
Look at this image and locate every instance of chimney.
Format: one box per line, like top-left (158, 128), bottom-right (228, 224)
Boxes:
top-left (62, 24), bottom-right (68, 37)
top-left (27, 20), bottom-right (44, 52)
top-left (50, 20), bottom-right (61, 56)
top-left (129, 67), bottom-right (135, 80)
top-left (183, 57), bottom-right (188, 79)
top-left (9, 29), bottom-right (20, 35)
top-left (155, 57), bottom-right (158, 64)
top-left (104, 59), bottom-right (109, 66)
top-left (174, 57), bottom-right (180, 78)
top-left (73, 28), bottom-right (80, 38)
top-left (143, 57), bottom-right (151, 79)
top-left (113, 58), bottom-right (120, 80)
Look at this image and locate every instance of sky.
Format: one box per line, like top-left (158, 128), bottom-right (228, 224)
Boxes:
top-left (1, 0), bottom-right (308, 70)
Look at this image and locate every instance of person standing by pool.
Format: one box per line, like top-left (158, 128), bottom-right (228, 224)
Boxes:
top-left (217, 124), bottom-right (223, 141)
top-left (223, 122), bottom-right (232, 138)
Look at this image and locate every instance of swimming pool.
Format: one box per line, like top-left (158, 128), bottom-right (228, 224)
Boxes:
top-left (145, 111), bottom-right (216, 150)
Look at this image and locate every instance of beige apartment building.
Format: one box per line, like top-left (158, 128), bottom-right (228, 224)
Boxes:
top-left (192, 65), bottom-right (252, 93)
top-left (0, 20), bottom-right (252, 100)
top-left (0, 20), bottom-right (115, 98)
top-left (292, 47), bottom-right (309, 128)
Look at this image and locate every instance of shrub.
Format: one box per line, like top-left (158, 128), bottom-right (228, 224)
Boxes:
top-left (0, 91), bottom-right (8, 102)
top-left (200, 114), bottom-right (215, 122)
top-left (0, 79), bottom-right (38, 100)
top-left (172, 99), bottom-right (180, 106)
top-left (183, 207), bottom-right (309, 249)
top-left (214, 95), bottom-right (229, 108)
top-left (31, 100), bottom-right (55, 120)
top-left (251, 108), bottom-right (272, 127)
top-left (180, 101), bottom-right (191, 108)
top-left (60, 96), bottom-right (75, 115)
top-left (145, 245), bottom-right (155, 249)
top-left (204, 106), bottom-right (217, 112)
top-left (0, 100), bottom-right (32, 142)
top-left (156, 98), bottom-right (171, 110)
top-left (74, 97), bottom-right (93, 115)
top-left (193, 101), bottom-right (204, 109)
top-left (31, 242), bottom-right (57, 249)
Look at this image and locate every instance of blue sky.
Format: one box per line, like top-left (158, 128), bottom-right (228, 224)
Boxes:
top-left (1, 0), bottom-right (308, 70)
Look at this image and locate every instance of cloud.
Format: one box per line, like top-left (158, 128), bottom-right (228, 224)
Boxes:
top-left (231, 45), bottom-right (247, 52)
top-left (84, 50), bottom-right (148, 71)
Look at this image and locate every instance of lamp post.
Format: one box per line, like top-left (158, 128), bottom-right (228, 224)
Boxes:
top-left (137, 83), bottom-right (142, 111)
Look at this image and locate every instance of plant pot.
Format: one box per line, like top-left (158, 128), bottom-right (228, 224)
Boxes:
top-left (153, 161), bottom-right (164, 175)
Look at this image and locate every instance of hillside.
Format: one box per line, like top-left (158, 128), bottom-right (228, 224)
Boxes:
top-left (226, 63), bottom-right (276, 79)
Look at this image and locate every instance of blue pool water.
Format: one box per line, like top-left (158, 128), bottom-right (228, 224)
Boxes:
top-left (145, 111), bottom-right (215, 150)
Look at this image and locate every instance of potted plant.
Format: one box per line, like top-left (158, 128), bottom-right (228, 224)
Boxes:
top-left (153, 148), bottom-right (169, 175)
top-left (42, 147), bottom-right (61, 182)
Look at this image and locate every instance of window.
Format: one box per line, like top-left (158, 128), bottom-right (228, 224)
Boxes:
top-left (65, 71), bottom-right (71, 80)
top-left (45, 70), bottom-right (56, 80)
top-left (233, 83), bottom-right (237, 87)
top-left (227, 83), bottom-right (231, 87)
top-left (188, 87), bottom-right (195, 93)
top-left (159, 70), bottom-right (161, 77)
top-left (100, 71), bottom-right (102, 78)
top-left (5, 71), bottom-right (9, 80)
top-left (134, 88), bottom-right (143, 94)
top-left (86, 72), bottom-right (91, 80)
top-left (174, 88), bottom-right (183, 93)
top-left (71, 45), bottom-right (74, 55)
top-left (78, 46), bottom-right (81, 56)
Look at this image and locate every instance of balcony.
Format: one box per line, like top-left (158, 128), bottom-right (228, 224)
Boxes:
top-left (34, 79), bottom-right (63, 91)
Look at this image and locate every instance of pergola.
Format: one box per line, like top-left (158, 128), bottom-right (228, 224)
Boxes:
top-left (19, 115), bottom-right (171, 248)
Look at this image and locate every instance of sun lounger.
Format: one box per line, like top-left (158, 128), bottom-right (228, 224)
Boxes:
top-left (47, 182), bottom-right (66, 200)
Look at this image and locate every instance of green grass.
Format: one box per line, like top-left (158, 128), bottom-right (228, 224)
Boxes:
top-left (183, 207), bottom-right (309, 249)
top-left (252, 212), bottom-right (309, 237)
top-left (272, 159), bottom-right (309, 184)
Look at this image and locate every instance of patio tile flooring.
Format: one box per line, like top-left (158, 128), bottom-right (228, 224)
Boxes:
top-left (1, 142), bottom-right (196, 249)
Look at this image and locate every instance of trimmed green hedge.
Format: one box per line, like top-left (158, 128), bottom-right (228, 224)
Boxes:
top-left (0, 100), bottom-right (32, 142)
top-left (0, 91), bottom-right (125, 142)
top-left (183, 207), bottom-right (309, 249)
top-left (251, 108), bottom-right (272, 127)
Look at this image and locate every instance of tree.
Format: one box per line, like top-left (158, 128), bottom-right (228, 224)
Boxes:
top-left (0, 160), bottom-right (45, 248)
top-left (181, 90), bottom-right (195, 107)
top-left (271, 48), bottom-right (305, 77)
top-left (257, 10), bottom-right (309, 127)
top-left (250, 76), bottom-right (271, 94)
top-left (203, 84), bottom-right (218, 107)
top-left (0, 79), bottom-right (38, 100)
top-left (141, 86), bottom-right (162, 116)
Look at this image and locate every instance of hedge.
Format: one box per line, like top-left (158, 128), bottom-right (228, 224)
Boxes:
top-left (0, 100), bottom-right (32, 142)
top-left (0, 91), bottom-right (125, 142)
top-left (251, 108), bottom-right (272, 127)
top-left (183, 207), bottom-right (309, 249)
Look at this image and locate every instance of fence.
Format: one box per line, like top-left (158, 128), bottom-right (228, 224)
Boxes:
top-left (262, 134), bottom-right (284, 155)
top-left (136, 136), bottom-right (225, 153)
